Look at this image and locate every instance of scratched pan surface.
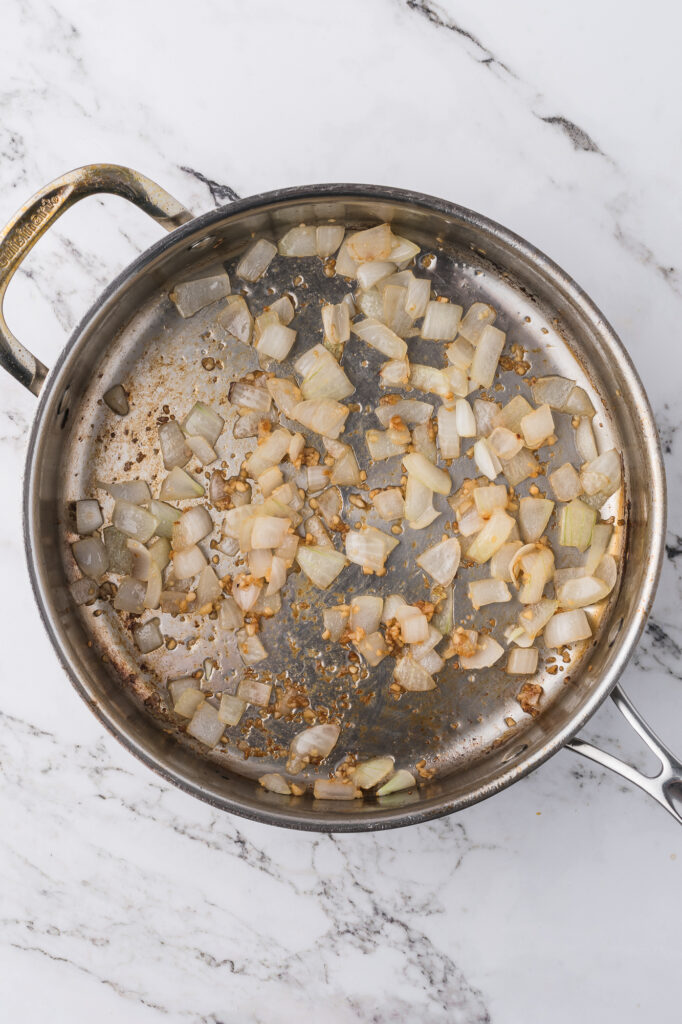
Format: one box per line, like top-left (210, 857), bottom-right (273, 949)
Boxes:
top-left (27, 186), bottom-right (660, 830)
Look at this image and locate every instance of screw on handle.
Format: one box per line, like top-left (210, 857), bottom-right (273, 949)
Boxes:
top-left (0, 163), bottom-right (193, 395)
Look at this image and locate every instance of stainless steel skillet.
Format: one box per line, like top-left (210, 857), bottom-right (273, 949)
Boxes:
top-left (1, 163), bottom-right (677, 831)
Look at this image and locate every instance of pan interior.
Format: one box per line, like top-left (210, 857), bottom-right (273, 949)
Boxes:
top-left (27, 191), bottom-right (658, 829)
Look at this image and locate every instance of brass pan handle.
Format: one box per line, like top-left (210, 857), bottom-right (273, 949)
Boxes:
top-left (0, 164), bottom-right (193, 395)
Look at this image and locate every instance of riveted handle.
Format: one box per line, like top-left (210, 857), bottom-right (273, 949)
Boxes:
top-left (0, 163), bottom-right (193, 395)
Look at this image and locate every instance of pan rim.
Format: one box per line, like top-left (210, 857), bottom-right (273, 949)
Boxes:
top-left (22, 181), bottom-right (667, 831)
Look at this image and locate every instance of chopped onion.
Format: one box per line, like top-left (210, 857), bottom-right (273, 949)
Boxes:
top-left (403, 452), bottom-right (451, 495)
top-left (549, 462), bottom-right (583, 502)
top-left (113, 500), bottom-right (158, 543)
top-left (257, 465), bottom-right (284, 497)
top-left (187, 703), bottom-right (225, 748)
top-left (149, 500), bottom-right (181, 539)
top-left (356, 631), bottom-right (389, 666)
top-left (70, 577), bottom-right (98, 605)
top-left (159, 467), bottom-right (205, 501)
top-left (418, 649), bottom-right (445, 674)
top-left (494, 395), bottom-right (534, 434)
top-left (389, 235), bottom-right (420, 267)
top-left (531, 375), bottom-right (574, 410)
top-left (103, 383), bottom-right (129, 416)
top-left (195, 565), bottom-right (222, 612)
top-left (564, 386), bottom-right (595, 417)
top-left (383, 285), bottom-right (413, 337)
top-left (456, 503), bottom-right (484, 536)
top-left (345, 526), bottom-right (398, 573)
top-left (126, 538), bottom-right (153, 580)
top-left (404, 475), bottom-right (432, 524)
top-left (580, 450), bottom-right (622, 506)
top-left (375, 399), bottom-right (433, 427)
top-left (544, 609), bottom-right (592, 648)
top-left (237, 238), bottom-right (277, 282)
top-left (521, 404), bottom-right (554, 449)
top-left (350, 595), bottom-right (384, 634)
top-left (245, 428), bottom-right (292, 478)
top-left (300, 345), bottom-right (354, 401)
top-left (144, 562), bottom-right (162, 609)
top-left (378, 359), bottom-right (410, 389)
top-left (355, 288), bottom-right (384, 320)
top-left (293, 399), bottom-right (348, 439)
top-left (460, 634), bottom-right (504, 669)
top-left (559, 498), bottom-right (597, 552)
top-left (219, 595), bottom-right (244, 631)
top-left (417, 538), bottom-right (461, 586)
top-left (467, 509), bottom-right (515, 564)
top-left (186, 435), bottom-right (217, 465)
top-left (594, 553), bottom-right (617, 592)
top-left (256, 323), bottom-right (297, 362)
top-left (405, 276), bottom-right (431, 319)
top-left (507, 647), bottom-right (539, 674)
top-left (556, 574), bottom-right (611, 610)
top-left (517, 598), bottom-right (558, 640)
top-left (469, 325), bottom-right (505, 388)
top-left (473, 484), bottom-right (507, 518)
top-left (173, 686), bottom-right (204, 718)
top-left (313, 487), bottom-right (341, 528)
top-left (287, 722), bottom-right (340, 772)
top-left (408, 502), bottom-right (440, 531)
top-left (171, 271), bottom-right (230, 317)
top-left (584, 523), bottom-right (613, 575)
top-left (395, 604), bottom-right (429, 644)
top-left (373, 487), bottom-right (405, 521)
top-left (236, 631), bottom-right (268, 667)
top-left (377, 770), bottom-right (416, 796)
top-left (229, 381), bottom-right (272, 413)
top-left (279, 224), bottom-right (317, 257)
top-left (503, 448), bottom-right (540, 486)
top-left (468, 578), bottom-right (511, 609)
top-left (365, 428), bottom-right (407, 461)
top-left (436, 407), bottom-right (459, 460)
top-left (72, 537), bottom-right (108, 578)
top-left (215, 295), bottom-right (253, 345)
top-left (76, 499), bottom-right (103, 535)
top-left (454, 399), bottom-right (476, 438)
top-left (259, 773), bottom-right (291, 795)
top-left (218, 692), bottom-right (246, 725)
top-left (474, 438), bottom-right (502, 481)
top-left (329, 446), bottom-right (361, 486)
top-left (459, 302), bottom-right (496, 343)
top-left (267, 296), bottom-right (295, 326)
top-left (431, 587), bottom-right (454, 636)
top-left (351, 756), bottom-right (395, 790)
top-left (323, 604), bottom-right (350, 641)
top-left (575, 417), bottom-right (598, 463)
top-left (519, 497), bottom-right (554, 542)
top-left (101, 480), bottom-right (152, 504)
top-left (251, 516), bottom-right (290, 549)
top-left (517, 545), bottom-right (555, 604)
top-left (394, 654), bottom-right (436, 691)
top-left (296, 544), bottom-right (347, 588)
top-left (316, 224), bottom-right (345, 258)
top-left (172, 506), bottom-right (213, 550)
top-left (411, 422), bottom-right (438, 463)
top-left (352, 317), bottom-right (407, 360)
top-left (266, 555), bottom-right (287, 596)
top-left (172, 544), bottom-right (207, 579)
top-left (321, 302), bottom-right (351, 357)
top-left (357, 260), bottom-right (397, 290)
top-left (473, 399), bottom-right (500, 437)
top-left (490, 541), bottom-right (523, 581)
top-left (134, 617), bottom-right (163, 653)
top-left (103, 526), bottom-right (134, 574)
top-left (233, 576), bottom-right (262, 611)
top-left (347, 223), bottom-right (393, 262)
top-left (488, 426), bottom-right (523, 462)
top-left (182, 402), bottom-right (224, 447)
top-left (314, 779), bottom-right (361, 800)
top-left (114, 576), bottom-right (147, 613)
top-left (408, 363), bottom-right (448, 398)
top-left (421, 300), bottom-right (462, 341)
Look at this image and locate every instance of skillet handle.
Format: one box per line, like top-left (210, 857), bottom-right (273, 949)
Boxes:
top-left (566, 683), bottom-right (682, 825)
top-left (0, 163), bottom-right (193, 396)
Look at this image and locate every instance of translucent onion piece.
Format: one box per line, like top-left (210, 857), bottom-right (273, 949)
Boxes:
top-left (351, 756), bottom-right (395, 790)
top-left (172, 506), bottom-right (213, 551)
top-left (148, 500), bottom-right (181, 539)
top-left (365, 428), bottom-right (407, 461)
top-left (506, 647), bottom-right (539, 674)
top-left (76, 499), bottom-right (103, 535)
top-left (186, 435), bottom-right (217, 466)
top-left (237, 238), bottom-right (277, 282)
top-left (584, 523), bottom-right (613, 575)
top-left (287, 723), bottom-right (340, 773)
top-left (356, 260), bottom-right (396, 290)
top-left (215, 295), bottom-right (252, 345)
top-left (352, 317), bottom-right (407, 360)
top-left (520, 404), bottom-right (555, 449)
top-left (394, 655), bottom-right (436, 691)
top-left (101, 480), bottom-right (152, 504)
top-left (321, 302), bottom-right (351, 356)
top-left (403, 452), bottom-right (451, 495)
top-left (417, 538), bottom-right (461, 586)
top-left (382, 285), bottom-right (413, 337)
top-left (187, 703), bottom-right (225, 748)
top-left (257, 323), bottom-right (297, 361)
top-left (421, 300), bottom-right (462, 340)
top-left (468, 578), bottom-right (511, 609)
top-left (236, 632), bottom-right (268, 667)
top-left (488, 426), bottom-right (523, 462)
top-left (126, 538), bottom-right (153, 580)
top-left (114, 576), bottom-right (147, 613)
top-left (531, 375), bottom-right (574, 409)
top-left (134, 617), bottom-right (163, 653)
top-left (301, 345), bottom-right (354, 401)
top-left (503, 448), bottom-right (540, 486)
top-left (467, 509), bottom-right (515, 564)
top-left (251, 516), bottom-right (290, 549)
top-left (314, 779), bottom-right (361, 800)
top-left (474, 438), bottom-right (502, 481)
top-left (113, 500), bottom-right (158, 543)
top-left (323, 604), bottom-right (350, 641)
top-left (183, 402), bottom-right (225, 446)
top-left (70, 577), bottom-right (98, 605)
top-left (575, 417), bottom-right (598, 463)
top-left (469, 324), bottom-right (505, 388)
top-left (410, 625), bottom-right (442, 661)
top-left (459, 302), bottom-right (496, 343)
top-left (171, 271), bottom-right (230, 317)
top-left (330, 446), bottom-right (362, 486)
top-left (72, 537), bottom-right (108, 578)
top-left (544, 609), bottom-right (592, 648)
top-left (259, 773), bottom-right (291, 795)
top-left (296, 545), bottom-right (347, 588)
top-left (229, 381), bottom-right (272, 413)
top-left (355, 288), bottom-right (384, 320)
top-left (245, 428), bottom-right (292, 478)
top-left (377, 770), bottom-right (416, 796)
top-left (346, 527), bottom-right (397, 573)
top-left (518, 547), bottom-right (555, 604)
top-left (356, 631), bottom-right (389, 666)
top-left (257, 465), bottom-right (283, 497)
top-left (375, 399), bottom-right (433, 428)
top-left (275, 532), bottom-right (300, 565)
top-left (279, 224), bottom-right (317, 257)
top-left (219, 595), bottom-right (244, 631)
top-left (173, 687), bottom-right (204, 719)
top-left (454, 398), bottom-right (476, 437)
top-left (437, 407), bottom-right (460, 460)
top-left (411, 422), bottom-right (437, 463)
top-left (490, 541), bottom-right (523, 582)
top-left (460, 634), bottom-right (504, 669)
top-left (473, 484), bottom-right (507, 518)
top-left (396, 604), bottom-right (429, 644)
top-left (580, 450), bottom-right (622, 504)
top-left (293, 399), bottom-right (349, 439)
top-left (103, 526), bottom-right (134, 575)
top-left (564, 386), bottom-right (595, 417)
top-left (316, 486), bottom-right (342, 527)
top-left (144, 562), bottom-right (162, 610)
top-left (519, 497), bottom-right (554, 542)
top-left (382, 593), bottom-right (407, 623)
top-left (594, 553), bottom-right (617, 593)
top-left (103, 383), bottom-right (129, 416)
top-left (556, 574), bottom-right (610, 610)
top-left (404, 475), bottom-right (431, 524)
top-left (195, 565), bottom-right (222, 612)
top-left (559, 498), bottom-right (597, 552)
top-left (519, 597), bottom-right (560, 640)
top-left (549, 462), bottom-right (583, 502)
top-left (389, 235), bottom-right (420, 268)
top-left (349, 595), bottom-right (384, 635)
top-left (473, 399), bottom-right (501, 437)
top-left (266, 296), bottom-right (295, 326)
top-left (373, 487), bottom-right (405, 521)
top-left (159, 467), bottom-right (205, 501)
top-left (408, 503), bottom-right (440, 531)
top-left (347, 223), bottom-right (393, 262)
top-left (408, 363), bottom-right (449, 398)
top-left (316, 224), bottom-right (345, 258)
top-left (218, 693), bottom-right (246, 725)
top-left (418, 649), bottom-right (445, 675)
top-left (431, 586), bottom-right (454, 636)
top-left (233, 577), bottom-right (262, 612)
top-left (172, 544), bottom-right (207, 579)
top-left (494, 395), bottom-right (534, 434)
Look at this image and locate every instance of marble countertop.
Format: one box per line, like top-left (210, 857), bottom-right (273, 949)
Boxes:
top-left (2, 2), bottom-right (681, 1020)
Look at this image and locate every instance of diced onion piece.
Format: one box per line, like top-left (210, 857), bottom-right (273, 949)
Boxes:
top-left (544, 609), bottom-right (592, 648)
top-left (467, 509), bottom-right (515, 564)
top-left (329, 446), bottom-right (361, 486)
top-left (549, 462), bottom-right (583, 502)
top-left (76, 499), bottom-right (103, 535)
top-left (215, 295), bottom-right (253, 345)
top-left (564, 386), bottom-right (595, 417)
top-left (257, 323), bottom-right (297, 362)
top-left (267, 296), bottom-right (295, 325)
top-left (236, 631), bottom-right (268, 667)
top-left (454, 399), bottom-right (476, 438)
top-left (279, 224), bottom-right (317, 256)
top-left (366, 428), bottom-right (407, 461)
top-left (218, 693), bottom-right (246, 725)
top-left (473, 484), bottom-right (507, 518)
top-left (404, 475), bottom-right (432, 524)
top-left (259, 773), bottom-right (291, 795)
top-left (382, 285), bottom-right (413, 337)
top-left (103, 383), bottom-right (129, 416)
top-left (113, 500), bottom-right (158, 543)
top-left (408, 503), bottom-right (440, 531)
top-left (417, 538), bottom-right (461, 586)
top-left (394, 655), bottom-right (436, 691)
top-left (229, 381), bottom-right (272, 413)
top-left (494, 395), bottom-right (534, 433)
top-left (373, 487), bottom-right (405, 521)
top-left (351, 756), bottom-right (395, 790)
top-left (350, 595), bottom-right (384, 634)
top-left (402, 276), bottom-right (429, 319)
top-left (460, 634), bottom-right (504, 669)
top-left (187, 703), bottom-right (225, 748)
top-left (103, 526), bottom-right (134, 574)
top-left (72, 537), bottom-right (108, 578)
top-left (275, 532), bottom-right (300, 564)
top-left (316, 224), bottom-right (345, 258)
top-left (334, 238), bottom-right (359, 278)
top-left (173, 687), bottom-right (204, 718)
top-left (172, 544), bottom-right (207, 579)
top-left (186, 435), bottom-right (217, 466)
top-left (355, 288), bottom-right (383, 320)
top-left (410, 626), bottom-right (442, 661)
top-left (473, 399), bottom-right (500, 437)
top-left (519, 497), bottom-right (554, 542)
top-left (321, 302), bottom-right (351, 357)
top-left (411, 422), bottom-right (437, 463)
top-left (219, 595), bottom-right (244, 631)
top-left (323, 604), bottom-right (350, 641)
top-left (251, 516), bottom-right (290, 549)
top-left (355, 631), bottom-right (389, 666)
top-left (172, 506), bottom-right (213, 551)
top-left (468, 577), bottom-right (511, 609)
top-left (469, 324), bottom-right (505, 388)
top-left (403, 452), bottom-right (451, 495)
top-left (304, 515), bottom-right (333, 549)
top-left (257, 465), bottom-right (283, 498)
top-left (293, 399), bottom-right (348, 439)
top-left (181, 402), bottom-right (224, 446)
top-left (264, 554), bottom-right (286, 596)
top-left (159, 467), bottom-right (205, 501)
top-left (408, 363), bottom-right (448, 398)
top-left (126, 538), bottom-right (153, 581)
top-left (287, 723), bottom-right (340, 772)
top-left (520, 404), bottom-right (554, 449)
top-left (395, 604), bottom-right (429, 644)
top-left (503, 448), bottom-right (540, 486)
top-left (488, 426), bottom-right (523, 462)
top-left (431, 587), bottom-right (454, 636)
top-left (556, 574), bottom-right (610, 610)
top-left (346, 526), bottom-right (398, 573)
top-left (377, 769), bottom-right (416, 796)
top-left (375, 399), bottom-right (433, 427)
top-left (314, 779), bottom-right (361, 800)
top-left (379, 359), bottom-right (410, 388)
top-left (315, 486), bottom-right (342, 527)
top-left (233, 575), bottom-right (262, 611)
top-left (459, 302), bottom-right (496, 343)
top-left (194, 565), bottom-right (222, 612)
top-left (114, 577), bottom-right (147, 613)
top-left (134, 617), bottom-right (163, 653)
top-left (517, 598), bottom-right (559, 640)
top-left (300, 345), bottom-right (354, 401)
top-left (382, 593), bottom-right (406, 624)
top-left (474, 438), bottom-right (502, 481)
top-left (559, 498), bottom-right (597, 552)
top-left (594, 553), bottom-right (617, 592)
top-left (148, 500), bottom-right (181, 540)
top-left (237, 238), bottom-right (277, 281)
top-left (457, 504), bottom-right (484, 536)
top-left (490, 541), bottom-right (523, 581)
top-left (418, 649), bottom-right (445, 674)
top-left (507, 647), bottom-right (539, 674)
top-left (584, 523), bottom-right (613, 575)
top-left (436, 407), bottom-right (459, 460)
top-left (517, 546), bottom-right (555, 604)
top-left (70, 577), bottom-right (98, 605)
top-left (531, 375), bottom-right (574, 409)
top-left (232, 413), bottom-right (263, 439)
top-left (352, 317), bottom-right (407, 360)
top-left (389, 235), bottom-right (420, 268)
top-left (245, 428), bottom-right (292, 478)
top-left (171, 271), bottom-right (230, 317)
top-left (101, 480), bottom-right (152, 504)
top-left (580, 450), bottom-right (622, 505)
top-left (347, 223), bottom-right (393, 262)
top-left (357, 260), bottom-right (397, 290)
top-left (296, 545), bottom-right (347, 588)
top-left (575, 417), bottom-right (598, 463)
top-left (421, 301), bottom-right (462, 341)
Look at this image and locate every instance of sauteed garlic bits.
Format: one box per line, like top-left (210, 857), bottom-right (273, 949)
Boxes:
top-left (69, 221), bottom-right (622, 798)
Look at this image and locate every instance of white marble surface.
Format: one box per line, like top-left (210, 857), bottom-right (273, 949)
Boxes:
top-left (2, 1), bottom-right (682, 1020)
